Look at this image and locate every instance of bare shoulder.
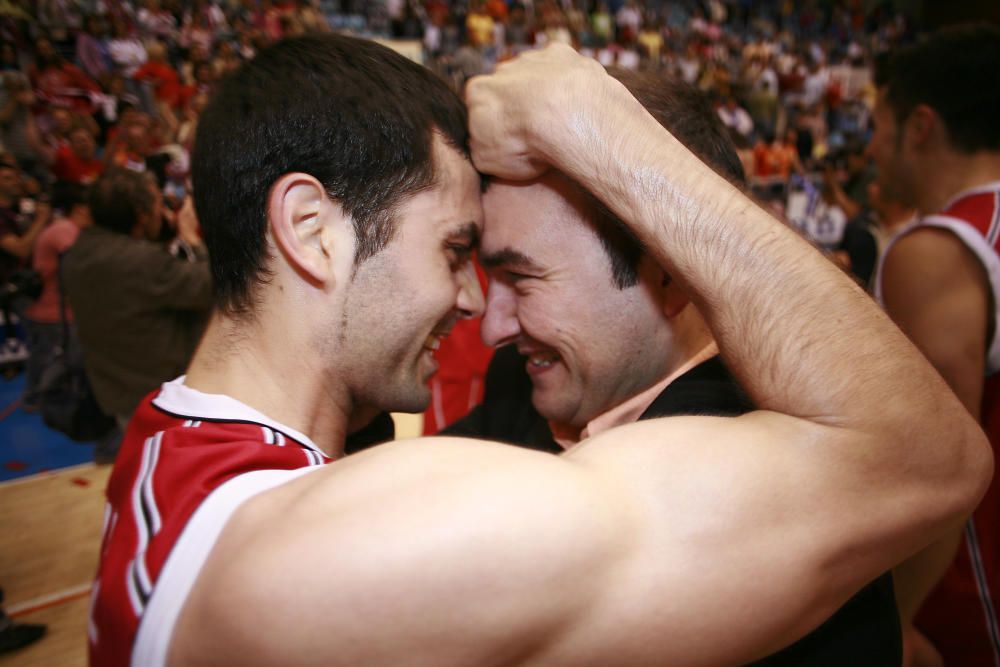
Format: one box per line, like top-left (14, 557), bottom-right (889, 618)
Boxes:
top-left (883, 225), bottom-right (987, 289)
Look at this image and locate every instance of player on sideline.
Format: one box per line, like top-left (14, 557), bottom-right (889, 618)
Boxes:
top-left (88, 36), bottom-right (991, 667)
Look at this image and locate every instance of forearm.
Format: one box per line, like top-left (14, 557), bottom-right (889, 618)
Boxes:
top-left (540, 77), bottom-right (970, 451)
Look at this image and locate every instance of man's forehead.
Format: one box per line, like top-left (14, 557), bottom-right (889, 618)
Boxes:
top-left (482, 175), bottom-right (594, 245)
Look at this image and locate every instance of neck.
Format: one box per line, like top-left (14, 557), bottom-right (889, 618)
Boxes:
top-left (185, 310), bottom-right (354, 457)
top-left (879, 204), bottom-right (916, 235)
top-left (915, 149), bottom-right (1000, 215)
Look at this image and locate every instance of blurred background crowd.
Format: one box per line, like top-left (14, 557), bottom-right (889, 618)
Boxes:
top-left (0, 0), bottom-right (992, 446)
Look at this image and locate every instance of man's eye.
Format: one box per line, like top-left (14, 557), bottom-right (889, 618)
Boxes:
top-left (447, 244), bottom-right (473, 265)
top-left (505, 271), bottom-right (532, 283)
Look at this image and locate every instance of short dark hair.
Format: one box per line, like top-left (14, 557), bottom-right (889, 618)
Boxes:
top-left (591, 69), bottom-right (746, 288)
top-left (89, 168), bottom-right (155, 235)
top-left (51, 181), bottom-right (89, 214)
top-left (192, 33), bottom-right (470, 317)
top-left (884, 23), bottom-right (1000, 153)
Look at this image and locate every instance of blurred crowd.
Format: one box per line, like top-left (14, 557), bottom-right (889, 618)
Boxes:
top-left (0, 0), bottom-right (916, 452)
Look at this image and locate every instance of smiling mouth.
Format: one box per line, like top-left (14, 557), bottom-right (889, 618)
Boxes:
top-left (524, 350), bottom-right (560, 369)
top-left (424, 331), bottom-right (450, 352)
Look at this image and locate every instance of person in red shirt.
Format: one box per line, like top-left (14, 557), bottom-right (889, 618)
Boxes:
top-left (133, 41), bottom-right (182, 110)
top-left (28, 37), bottom-right (101, 114)
top-left (39, 125), bottom-right (105, 185)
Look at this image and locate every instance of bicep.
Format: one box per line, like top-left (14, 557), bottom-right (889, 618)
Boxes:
top-left (172, 412), bottom-right (909, 667)
top-left (169, 439), bottom-right (630, 667)
top-left (882, 229), bottom-right (990, 416)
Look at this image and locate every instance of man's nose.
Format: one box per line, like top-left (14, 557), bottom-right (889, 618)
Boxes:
top-left (480, 281), bottom-right (520, 348)
top-left (456, 260), bottom-right (485, 319)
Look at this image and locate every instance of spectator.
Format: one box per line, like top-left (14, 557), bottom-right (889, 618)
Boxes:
top-left (136, 0), bottom-right (178, 43)
top-left (21, 182), bottom-right (89, 411)
top-left (28, 36), bottom-right (100, 114)
top-left (0, 160), bottom-right (50, 287)
top-left (0, 73), bottom-right (43, 178)
top-left (62, 167), bottom-right (211, 433)
top-left (716, 95), bottom-right (753, 137)
top-left (75, 13), bottom-right (112, 84)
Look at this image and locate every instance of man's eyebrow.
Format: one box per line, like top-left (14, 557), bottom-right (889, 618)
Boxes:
top-left (448, 222), bottom-right (481, 247)
top-left (479, 247), bottom-right (543, 272)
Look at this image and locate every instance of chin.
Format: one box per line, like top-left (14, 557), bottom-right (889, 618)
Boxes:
top-left (383, 386), bottom-right (432, 415)
top-left (532, 394), bottom-right (574, 427)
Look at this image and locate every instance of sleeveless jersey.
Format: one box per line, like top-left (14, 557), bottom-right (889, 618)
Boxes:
top-left (874, 182), bottom-right (1000, 666)
top-left (88, 377), bottom-right (333, 667)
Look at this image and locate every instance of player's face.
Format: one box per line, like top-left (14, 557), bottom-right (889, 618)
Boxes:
top-left (339, 138), bottom-right (484, 413)
top-left (869, 89), bottom-right (918, 209)
top-left (480, 175), bottom-right (670, 431)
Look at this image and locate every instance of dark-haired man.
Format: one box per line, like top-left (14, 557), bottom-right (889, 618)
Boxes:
top-left (88, 36), bottom-right (990, 667)
top-left (449, 69), bottom-right (900, 665)
top-left (63, 168), bottom-right (210, 430)
top-left (870, 23), bottom-right (1000, 667)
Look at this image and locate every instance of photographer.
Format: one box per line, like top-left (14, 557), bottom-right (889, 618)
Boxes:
top-left (62, 168), bottom-right (210, 460)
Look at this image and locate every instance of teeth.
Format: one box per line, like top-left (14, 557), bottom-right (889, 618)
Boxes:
top-left (425, 335), bottom-right (442, 351)
top-left (529, 352), bottom-right (558, 367)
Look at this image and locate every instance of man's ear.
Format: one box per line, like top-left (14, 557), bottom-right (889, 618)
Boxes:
top-left (660, 273), bottom-right (691, 318)
top-left (268, 173), bottom-right (340, 287)
top-left (904, 104), bottom-right (937, 150)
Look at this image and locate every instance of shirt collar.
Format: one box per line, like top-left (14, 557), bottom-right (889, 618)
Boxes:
top-left (552, 341), bottom-right (720, 450)
top-left (152, 376), bottom-right (327, 457)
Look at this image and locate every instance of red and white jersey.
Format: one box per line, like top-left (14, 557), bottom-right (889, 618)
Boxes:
top-left (875, 181), bottom-right (1000, 666)
top-left (88, 377), bottom-right (333, 667)
top-left (875, 181), bottom-right (1000, 373)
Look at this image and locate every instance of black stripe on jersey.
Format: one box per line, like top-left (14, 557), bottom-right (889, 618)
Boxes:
top-left (138, 436), bottom-right (162, 544)
top-left (127, 559), bottom-right (150, 614)
top-left (151, 403), bottom-right (331, 459)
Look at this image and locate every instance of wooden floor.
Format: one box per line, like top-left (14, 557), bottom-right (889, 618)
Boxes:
top-left (0, 413), bottom-right (423, 666)
top-left (0, 463), bottom-right (109, 667)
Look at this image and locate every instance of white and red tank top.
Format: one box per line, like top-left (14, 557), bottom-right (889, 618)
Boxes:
top-left (88, 377), bottom-right (333, 667)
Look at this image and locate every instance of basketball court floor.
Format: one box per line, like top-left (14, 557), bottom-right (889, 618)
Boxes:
top-left (0, 371), bottom-right (421, 665)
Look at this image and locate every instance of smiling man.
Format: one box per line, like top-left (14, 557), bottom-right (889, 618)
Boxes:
top-left (87, 37), bottom-right (990, 667)
top-left (449, 69), bottom-right (901, 665)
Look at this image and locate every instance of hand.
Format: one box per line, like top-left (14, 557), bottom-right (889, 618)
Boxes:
top-left (465, 44), bottom-right (612, 180)
top-left (175, 196), bottom-right (202, 246)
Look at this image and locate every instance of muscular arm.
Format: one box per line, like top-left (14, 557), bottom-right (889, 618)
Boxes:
top-left (882, 227), bottom-right (990, 626)
top-left (168, 47), bottom-right (991, 667)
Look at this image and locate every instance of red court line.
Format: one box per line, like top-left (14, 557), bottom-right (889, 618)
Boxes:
top-left (9, 584), bottom-right (92, 618)
top-left (0, 397), bottom-right (20, 422)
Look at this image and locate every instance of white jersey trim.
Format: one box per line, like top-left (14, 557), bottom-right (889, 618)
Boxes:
top-left (915, 214), bottom-right (1000, 374)
top-left (131, 466), bottom-right (320, 667)
top-left (152, 376), bottom-right (327, 457)
top-left (876, 213), bottom-right (1000, 375)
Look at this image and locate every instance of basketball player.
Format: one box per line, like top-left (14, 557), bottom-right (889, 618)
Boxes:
top-left (871, 24), bottom-right (1000, 667)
